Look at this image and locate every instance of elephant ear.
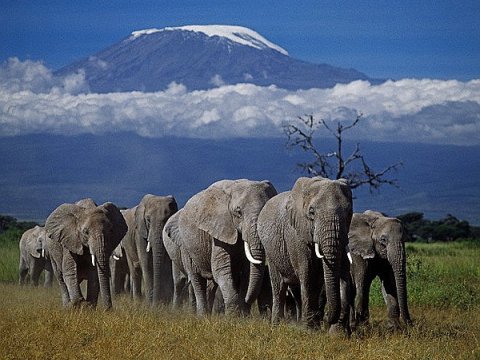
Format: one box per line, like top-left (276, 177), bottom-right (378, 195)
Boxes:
top-left (163, 210), bottom-right (182, 247)
top-left (27, 226), bottom-right (42, 258)
top-left (45, 204), bottom-right (85, 255)
top-left (100, 202), bottom-right (128, 255)
top-left (193, 183), bottom-right (237, 245)
top-left (260, 180), bottom-right (278, 198)
top-left (348, 213), bottom-right (376, 259)
top-left (135, 195), bottom-right (153, 242)
top-left (287, 177), bottom-right (324, 242)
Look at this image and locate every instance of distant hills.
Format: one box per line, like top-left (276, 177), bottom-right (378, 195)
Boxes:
top-left (1, 134), bottom-right (479, 225)
top-left (55, 25), bottom-right (381, 92)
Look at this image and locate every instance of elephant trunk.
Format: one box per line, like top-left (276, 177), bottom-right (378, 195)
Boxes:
top-left (244, 219), bottom-right (265, 305)
top-left (95, 236), bottom-right (112, 309)
top-left (150, 229), bottom-right (164, 306)
top-left (317, 216), bottom-right (343, 326)
top-left (388, 244), bottom-right (411, 324)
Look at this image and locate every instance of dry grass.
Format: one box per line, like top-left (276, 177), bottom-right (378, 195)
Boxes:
top-left (0, 283), bottom-right (479, 360)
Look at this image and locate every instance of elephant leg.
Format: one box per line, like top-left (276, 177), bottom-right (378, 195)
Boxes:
top-left (188, 283), bottom-right (197, 313)
top-left (19, 258), bottom-right (28, 285)
top-left (44, 260), bottom-right (54, 288)
top-left (379, 269), bottom-right (402, 330)
top-left (137, 243), bottom-right (153, 303)
top-left (207, 280), bottom-right (220, 314)
top-left (30, 260), bottom-right (44, 287)
top-left (269, 264), bottom-right (287, 325)
top-left (190, 272), bottom-right (208, 315)
top-left (128, 255), bottom-right (142, 300)
top-left (172, 263), bottom-right (187, 309)
top-left (287, 285), bottom-right (301, 322)
top-left (62, 252), bottom-right (84, 306)
top-left (86, 268), bottom-right (100, 307)
top-left (211, 245), bottom-right (242, 316)
top-left (352, 256), bottom-right (373, 326)
top-left (337, 257), bottom-right (353, 333)
top-left (299, 276), bottom-right (321, 329)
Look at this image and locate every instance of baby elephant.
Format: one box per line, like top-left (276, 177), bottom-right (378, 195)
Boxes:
top-left (19, 225), bottom-right (53, 287)
top-left (348, 210), bottom-right (412, 330)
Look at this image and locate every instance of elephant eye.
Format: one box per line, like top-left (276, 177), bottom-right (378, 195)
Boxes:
top-left (82, 227), bottom-right (89, 235)
top-left (233, 206), bottom-right (242, 218)
top-left (308, 206), bottom-right (315, 218)
top-left (379, 235), bottom-right (387, 245)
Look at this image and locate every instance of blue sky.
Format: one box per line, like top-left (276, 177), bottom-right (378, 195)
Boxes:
top-left (1, 0), bottom-right (479, 80)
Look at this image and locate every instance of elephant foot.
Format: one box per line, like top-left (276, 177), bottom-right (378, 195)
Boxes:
top-left (328, 323), bottom-right (351, 338)
top-left (385, 318), bottom-right (403, 333)
top-left (67, 298), bottom-right (87, 309)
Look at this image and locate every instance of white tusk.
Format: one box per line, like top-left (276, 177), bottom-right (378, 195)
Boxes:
top-left (244, 242), bottom-right (262, 265)
top-left (113, 255), bottom-right (120, 261)
top-left (146, 241), bottom-right (151, 253)
top-left (315, 243), bottom-right (324, 259)
top-left (91, 254), bottom-right (96, 267)
top-left (41, 249), bottom-right (45, 258)
top-left (345, 245), bottom-right (352, 264)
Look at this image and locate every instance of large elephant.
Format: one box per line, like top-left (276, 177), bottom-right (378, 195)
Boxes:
top-left (122, 195), bottom-right (177, 305)
top-left (45, 199), bottom-right (127, 309)
top-left (18, 225), bottom-right (53, 287)
top-left (348, 210), bottom-right (412, 329)
top-left (176, 179), bottom-right (277, 315)
top-left (258, 176), bottom-right (353, 335)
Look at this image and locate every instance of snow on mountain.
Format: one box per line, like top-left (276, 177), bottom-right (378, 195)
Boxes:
top-left (131, 25), bottom-right (289, 55)
top-left (56, 25), bottom-right (379, 92)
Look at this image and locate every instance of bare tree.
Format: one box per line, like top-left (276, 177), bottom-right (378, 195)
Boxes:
top-left (283, 113), bottom-right (402, 191)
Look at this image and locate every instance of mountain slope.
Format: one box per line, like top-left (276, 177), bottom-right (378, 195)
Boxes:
top-left (55, 25), bottom-right (380, 92)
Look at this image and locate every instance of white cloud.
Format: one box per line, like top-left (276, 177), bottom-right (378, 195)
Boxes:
top-left (1, 58), bottom-right (480, 145)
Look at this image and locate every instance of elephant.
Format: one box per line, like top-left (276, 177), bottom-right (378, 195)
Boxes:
top-left (110, 242), bottom-right (130, 295)
top-left (18, 225), bottom-right (53, 287)
top-left (45, 198), bottom-right (127, 309)
top-left (258, 176), bottom-right (353, 335)
top-left (122, 195), bottom-right (177, 305)
top-left (175, 179), bottom-right (277, 316)
top-left (348, 210), bottom-right (412, 330)
top-left (163, 209), bottom-right (225, 313)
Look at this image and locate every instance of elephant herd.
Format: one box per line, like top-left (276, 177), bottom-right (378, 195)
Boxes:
top-left (19, 177), bottom-right (412, 336)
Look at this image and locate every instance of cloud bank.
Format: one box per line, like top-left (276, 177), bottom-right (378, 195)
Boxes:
top-left (1, 58), bottom-right (479, 145)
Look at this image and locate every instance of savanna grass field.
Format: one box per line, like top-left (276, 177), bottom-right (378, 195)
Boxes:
top-left (1, 230), bottom-right (479, 359)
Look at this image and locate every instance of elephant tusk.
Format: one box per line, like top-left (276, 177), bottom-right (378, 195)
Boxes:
top-left (314, 243), bottom-right (324, 259)
top-left (244, 241), bottom-right (262, 265)
top-left (146, 241), bottom-right (151, 253)
top-left (346, 245), bottom-right (352, 264)
top-left (113, 255), bottom-right (120, 261)
top-left (91, 254), bottom-right (96, 267)
top-left (41, 249), bottom-right (45, 258)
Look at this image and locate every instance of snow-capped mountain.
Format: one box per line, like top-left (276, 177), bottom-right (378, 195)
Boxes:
top-left (55, 25), bottom-right (380, 92)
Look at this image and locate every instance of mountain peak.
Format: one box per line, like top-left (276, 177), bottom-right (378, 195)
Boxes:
top-left (130, 25), bottom-right (289, 56)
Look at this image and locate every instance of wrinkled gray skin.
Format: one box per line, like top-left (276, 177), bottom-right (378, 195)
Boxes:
top-left (163, 209), bottom-right (219, 312)
top-left (177, 179), bottom-right (277, 316)
top-left (258, 177), bottom-right (353, 335)
top-left (123, 195), bottom-right (177, 305)
top-left (110, 242), bottom-right (130, 295)
top-left (348, 210), bottom-right (412, 330)
top-left (45, 198), bottom-right (127, 309)
top-left (18, 225), bottom-right (53, 287)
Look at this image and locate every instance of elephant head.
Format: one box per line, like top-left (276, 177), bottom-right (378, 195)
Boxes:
top-left (135, 194), bottom-right (178, 304)
top-left (349, 210), bottom-right (411, 324)
top-left (191, 179), bottom-right (277, 304)
top-left (287, 176), bottom-right (353, 325)
top-left (27, 226), bottom-right (48, 259)
top-left (45, 201), bottom-right (127, 309)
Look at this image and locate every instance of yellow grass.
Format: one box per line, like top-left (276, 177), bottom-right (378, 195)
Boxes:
top-left (0, 283), bottom-right (479, 360)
